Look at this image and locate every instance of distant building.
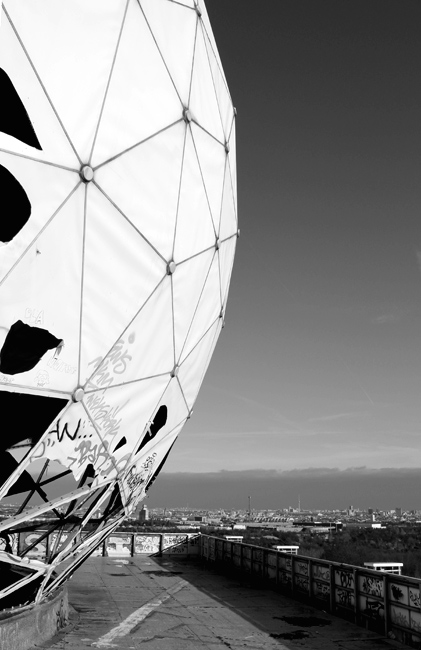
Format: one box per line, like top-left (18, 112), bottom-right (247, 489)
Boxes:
top-left (395, 507), bottom-right (402, 518)
top-left (272, 545), bottom-right (299, 554)
top-left (139, 505), bottom-right (149, 523)
top-left (368, 508), bottom-right (373, 515)
top-left (364, 562), bottom-right (403, 575)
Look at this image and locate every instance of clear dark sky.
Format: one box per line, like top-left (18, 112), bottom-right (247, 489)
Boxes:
top-left (151, 0), bottom-right (421, 509)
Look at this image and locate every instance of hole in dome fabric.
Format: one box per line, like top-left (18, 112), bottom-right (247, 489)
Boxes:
top-left (0, 391), bottom-right (67, 453)
top-left (113, 436), bottom-right (126, 452)
top-left (0, 452), bottom-right (37, 495)
top-left (146, 439), bottom-right (176, 492)
top-left (135, 405), bottom-right (167, 454)
top-left (0, 320), bottom-right (63, 375)
top-left (0, 164), bottom-right (31, 242)
top-left (0, 68), bottom-right (42, 149)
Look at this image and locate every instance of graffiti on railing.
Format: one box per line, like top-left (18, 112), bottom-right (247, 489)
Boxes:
top-left (134, 535), bottom-right (160, 554)
top-left (295, 561), bottom-right (309, 576)
top-left (336, 587), bottom-right (354, 608)
top-left (106, 535), bottom-right (132, 556)
top-left (390, 584), bottom-right (404, 601)
top-left (410, 611), bottom-right (421, 634)
top-left (295, 574), bottom-right (309, 592)
top-left (363, 598), bottom-right (384, 620)
top-left (279, 571), bottom-right (292, 588)
top-left (409, 587), bottom-right (420, 609)
top-left (313, 564), bottom-right (330, 581)
top-left (391, 606), bottom-right (409, 628)
top-left (313, 581), bottom-right (330, 600)
top-left (336, 569), bottom-right (354, 590)
top-left (361, 575), bottom-right (383, 598)
top-left (163, 534), bottom-right (183, 548)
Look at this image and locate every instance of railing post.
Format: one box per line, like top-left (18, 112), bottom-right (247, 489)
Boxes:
top-left (130, 533), bottom-right (135, 557)
top-left (353, 568), bottom-right (358, 624)
top-left (383, 572), bottom-right (389, 637)
top-left (291, 556), bottom-right (295, 595)
top-left (240, 542), bottom-right (243, 571)
top-left (330, 565), bottom-right (335, 614)
top-left (308, 559), bottom-right (313, 599)
top-left (276, 551), bottom-right (280, 588)
top-left (159, 533), bottom-right (163, 557)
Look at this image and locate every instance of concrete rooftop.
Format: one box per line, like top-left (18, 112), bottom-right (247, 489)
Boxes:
top-left (35, 555), bottom-right (402, 650)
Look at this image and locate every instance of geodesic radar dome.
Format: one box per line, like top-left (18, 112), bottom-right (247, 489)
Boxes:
top-left (0, 0), bottom-right (237, 605)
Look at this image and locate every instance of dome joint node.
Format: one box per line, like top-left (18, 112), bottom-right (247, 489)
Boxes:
top-left (237, 228), bottom-right (241, 238)
top-left (233, 107), bottom-right (237, 117)
top-left (187, 409), bottom-right (194, 419)
top-left (225, 141), bottom-right (230, 154)
top-left (171, 364), bottom-right (179, 378)
top-left (183, 107), bottom-right (192, 123)
top-left (167, 260), bottom-right (177, 275)
top-left (215, 237), bottom-right (221, 250)
top-left (194, 2), bottom-right (202, 16)
top-left (72, 387), bottom-right (85, 402)
top-left (80, 165), bottom-right (94, 183)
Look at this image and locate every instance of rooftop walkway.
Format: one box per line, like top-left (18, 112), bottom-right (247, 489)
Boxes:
top-left (35, 555), bottom-right (401, 650)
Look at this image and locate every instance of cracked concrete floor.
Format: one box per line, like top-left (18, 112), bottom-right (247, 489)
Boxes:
top-left (34, 556), bottom-right (402, 649)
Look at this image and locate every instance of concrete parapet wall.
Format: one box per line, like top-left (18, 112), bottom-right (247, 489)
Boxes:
top-left (200, 534), bottom-right (421, 649)
top-left (0, 585), bottom-right (68, 650)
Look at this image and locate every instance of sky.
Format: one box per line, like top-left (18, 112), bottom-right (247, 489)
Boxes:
top-left (148, 0), bottom-right (421, 509)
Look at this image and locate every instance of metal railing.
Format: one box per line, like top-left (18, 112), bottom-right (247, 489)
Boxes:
top-left (200, 534), bottom-right (421, 648)
top-left (13, 530), bottom-right (200, 559)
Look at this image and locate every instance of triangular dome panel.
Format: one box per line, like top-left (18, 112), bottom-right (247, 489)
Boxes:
top-left (179, 253), bottom-right (221, 363)
top-left (202, 22), bottom-right (234, 142)
top-left (189, 19), bottom-right (225, 143)
top-left (79, 184), bottom-right (166, 385)
top-left (218, 236), bottom-right (237, 309)
top-left (178, 318), bottom-right (221, 410)
top-left (4, 0), bottom-right (129, 162)
top-left (172, 248), bottom-right (215, 361)
top-left (0, 185), bottom-right (85, 393)
top-left (173, 127), bottom-right (216, 261)
top-left (0, 9), bottom-right (80, 167)
top-left (190, 123), bottom-right (225, 232)
top-left (84, 375), bottom-right (170, 471)
top-left (86, 275), bottom-right (174, 388)
top-left (0, 152), bottom-right (79, 280)
top-left (31, 400), bottom-right (114, 482)
top-left (228, 120), bottom-right (237, 213)
top-left (91, 0), bottom-right (183, 167)
top-left (139, 0), bottom-right (198, 107)
top-left (219, 160), bottom-right (237, 241)
top-left (94, 121), bottom-right (185, 261)
top-left (196, 1), bottom-right (228, 86)
top-left (126, 376), bottom-right (189, 467)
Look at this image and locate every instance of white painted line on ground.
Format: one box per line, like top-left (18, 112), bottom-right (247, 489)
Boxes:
top-left (92, 579), bottom-right (188, 647)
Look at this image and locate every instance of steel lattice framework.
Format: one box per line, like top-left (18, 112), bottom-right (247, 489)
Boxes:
top-left (0, 0), bottom-right (237, 607)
